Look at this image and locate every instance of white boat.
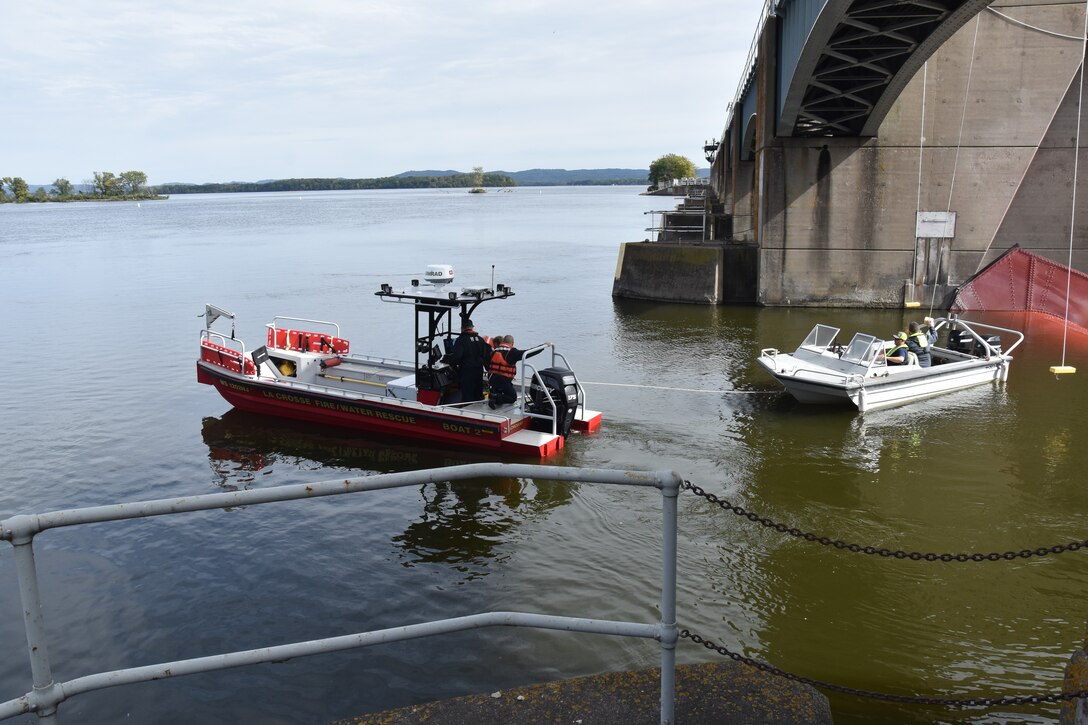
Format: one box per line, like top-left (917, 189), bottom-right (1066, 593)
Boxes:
top-left (756, 317), bottom-right (1024, 412)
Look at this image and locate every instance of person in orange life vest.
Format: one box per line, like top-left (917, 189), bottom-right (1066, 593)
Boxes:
top-left (442, 319), bottom-right (492, 402)
top-left (883, 331), bottom-right (910, 365)
top-left (487, 335), bottom-right (550, 409)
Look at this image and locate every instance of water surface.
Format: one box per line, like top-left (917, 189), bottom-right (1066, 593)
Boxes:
top-left (1, 187), bottom-right (1086, 724)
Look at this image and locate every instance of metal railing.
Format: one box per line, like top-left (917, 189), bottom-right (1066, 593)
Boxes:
top-left (517, 347), bottom-right (592, 436)
top-left (0, 464), bottom-right (682, 724)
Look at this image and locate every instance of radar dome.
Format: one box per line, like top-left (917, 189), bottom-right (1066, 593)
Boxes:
top-left (423, 265), bottom-right (455, 285)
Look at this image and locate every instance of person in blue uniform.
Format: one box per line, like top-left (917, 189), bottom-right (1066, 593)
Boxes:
top-left (443, 319), bottom-right (492, 402)
top-left (884, 332), bottom-right (910, 365)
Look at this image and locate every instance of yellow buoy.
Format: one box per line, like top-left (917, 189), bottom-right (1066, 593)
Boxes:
top-left (904, 301), bottom-right (921, 308)
top-left (1049, 365), bottom-right (1077, 374)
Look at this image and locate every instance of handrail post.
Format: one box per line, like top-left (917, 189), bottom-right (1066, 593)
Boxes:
top-left (7, 520), bottom-right (61, 723)
top-left (659, 473), bottom-right (681, 725)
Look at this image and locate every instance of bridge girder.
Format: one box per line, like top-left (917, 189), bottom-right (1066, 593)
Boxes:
top-left (776, 0), bottom-right (994, 137)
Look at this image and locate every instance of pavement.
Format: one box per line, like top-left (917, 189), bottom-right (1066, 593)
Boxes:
top-left (332, 661), bottom-right (833, 725)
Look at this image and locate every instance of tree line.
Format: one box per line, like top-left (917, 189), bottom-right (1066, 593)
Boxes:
top-left (2, 158), bottom-right (694, 202)
top-left (158, 172), bottom-right (517, 195)
top-left (0, 171), bottom-right (159, 203)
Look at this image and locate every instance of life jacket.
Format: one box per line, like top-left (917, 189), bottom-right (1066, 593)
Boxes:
top-left (888, 342), bottom-right (909, 363)
top-left (909, 331), bottom-right (929, 349)
top-left (488, 346), bottom-right (517, 379)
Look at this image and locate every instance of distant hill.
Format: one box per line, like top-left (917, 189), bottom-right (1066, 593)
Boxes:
top-left (501, 168), bottom-right (648, 185)
top-left (28, 183), bottom-right (94, 194)
top-left (397, 168), bottom-right (648, 185)
top-left (397, 167), bottom-right (709, 185)
top-left (395, 170), bottom-right (463, 178)
top-left (153, 167), bottom-right (713, 195)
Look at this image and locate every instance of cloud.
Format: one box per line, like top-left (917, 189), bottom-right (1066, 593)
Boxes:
top-left (1, 0), bottom-right (762, 183)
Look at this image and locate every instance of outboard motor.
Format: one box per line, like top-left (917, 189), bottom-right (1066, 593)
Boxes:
top-left (982, 335), bottom-right (1002, 356)
top-left (947, 329), bottom-right (971, 354)
top-left (948, 329), bottom-right (1002, 357)
top-left (528, 367), bottom-right (579, 437)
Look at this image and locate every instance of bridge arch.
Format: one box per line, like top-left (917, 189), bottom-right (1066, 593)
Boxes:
top-left (775, 0), bottom-right (994, 137)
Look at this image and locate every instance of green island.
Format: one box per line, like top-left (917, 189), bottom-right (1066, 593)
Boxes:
top-left (0, 171), bottom-right (163, 203)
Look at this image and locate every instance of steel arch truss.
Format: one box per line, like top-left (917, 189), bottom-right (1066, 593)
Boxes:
top-left (778, 0), bottom-right (993, 137)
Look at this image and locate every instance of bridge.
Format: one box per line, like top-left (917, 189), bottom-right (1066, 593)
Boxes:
top-left (615, 0), bottom-right (1088, 309)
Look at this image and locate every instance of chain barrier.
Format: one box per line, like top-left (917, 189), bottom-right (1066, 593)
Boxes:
top-left (679, 629), bottom-right (1088, 708)
top-left (680, 480), bottom-right (1088, 708)
top-left (681, 481), bottom-right (1088, 562)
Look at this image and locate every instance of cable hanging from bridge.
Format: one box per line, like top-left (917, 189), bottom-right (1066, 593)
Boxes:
top-left (928, 14), bottom-right (983, 318)
top-left (579, 381), bottom-right (776, 395)
top-left (974, 7), bottom-right (1087, 277)
top-left (1050, 1), bottom-right (1088, 376)
top-left (986, 7), bottom-right (1083, 41)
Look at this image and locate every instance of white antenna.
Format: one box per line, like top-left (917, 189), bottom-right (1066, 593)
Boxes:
top-left (491, 264), bottom-right (495, 290)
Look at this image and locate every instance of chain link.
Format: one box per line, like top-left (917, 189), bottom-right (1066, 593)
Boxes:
top-left (679, 629), bottom-right (1088, 708)
top-left (681, 481), bottom-right (1088, 562)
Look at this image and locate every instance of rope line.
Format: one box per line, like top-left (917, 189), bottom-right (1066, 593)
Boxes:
top-left (579, 381), bottom-right (776, 395)
top-left (1059, 3), bottom-right (1088, 367)
top-left (975, 6), bottom-right (1082, 274)
top-left (915, 61), bottom-right (927, 286)
top-left (946, 15), bottom-right (980, 215)
top-left (925, 17), bottom-right (980, 316)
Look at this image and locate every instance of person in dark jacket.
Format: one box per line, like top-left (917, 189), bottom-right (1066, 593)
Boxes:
top-left (443, 319), bottom-right (492, 402)
top-left (906, 321), bottom-right (932, 367)
top-left (487, 335), bottom-right (549, 409)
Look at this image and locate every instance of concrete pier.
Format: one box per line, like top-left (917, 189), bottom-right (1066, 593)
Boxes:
top-left (336, 662), bottom-right (832, 725)
top-left (612, 242), bottom-right (757, 305)
top-left (621, 1), bottom-right (1088, 308)
top-left (718, 0), bottom-right (1088, 307)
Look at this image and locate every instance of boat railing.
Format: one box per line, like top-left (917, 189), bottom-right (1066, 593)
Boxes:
top-left (200, 329), bottom-right (245, 357)
top-left (946, 318), bottom-right (1025, 358)
top-left (199, 330), bottom-right (255, 376)
top-left (790, 365), bottom-right (866, 384)
top-left (519, 361), bottom-right (558, 436)
top-left (258, 376), bottom-right (510, 423)
top-left (269, 316), bottom-right (341, 338)
top-left (548, 349), bottom-right (589, 419)
top-left (339, 352), bottom-right (415, 370)
top-left (0, 464), bottom-right (683, 724)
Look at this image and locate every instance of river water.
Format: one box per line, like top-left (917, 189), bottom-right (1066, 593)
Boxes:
top-left (1, 187), bottom-right (1086, 724)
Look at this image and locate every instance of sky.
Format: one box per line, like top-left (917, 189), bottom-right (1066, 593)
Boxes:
top-left (3, 1), bottom-right (764, 186)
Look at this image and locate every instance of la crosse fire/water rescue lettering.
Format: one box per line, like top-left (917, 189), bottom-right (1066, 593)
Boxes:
top-left (262, 390), bottom-right (417, 424)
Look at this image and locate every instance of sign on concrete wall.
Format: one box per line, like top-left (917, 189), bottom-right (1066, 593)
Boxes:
top-left (916, 211), bottom-right (957, 238)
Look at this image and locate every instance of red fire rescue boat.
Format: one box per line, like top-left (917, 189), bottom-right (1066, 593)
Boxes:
top-left (196, 265), bottom-right (602, 457)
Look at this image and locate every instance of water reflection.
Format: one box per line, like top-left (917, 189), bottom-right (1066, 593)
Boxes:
top-left (200, 409), bottom-right (539, 488)
top-left (200, 409), bottom-right (575, 578)
top-left (393, 477), bottom-right (574, 578)
top-left (610, 298), bottom-right (758, 389)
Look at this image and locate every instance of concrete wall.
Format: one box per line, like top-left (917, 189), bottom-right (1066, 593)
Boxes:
top-left (712, 0), bottom-right (1088, 307)
top-left (612, 243), bottom-right (726, 304)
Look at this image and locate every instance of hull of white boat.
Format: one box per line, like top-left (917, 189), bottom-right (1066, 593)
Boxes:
top-left (758, 356), bottom-right (1010, 412)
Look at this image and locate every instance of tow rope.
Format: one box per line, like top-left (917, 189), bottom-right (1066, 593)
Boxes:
top-left (579, 381), bottom-right (776, 395)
